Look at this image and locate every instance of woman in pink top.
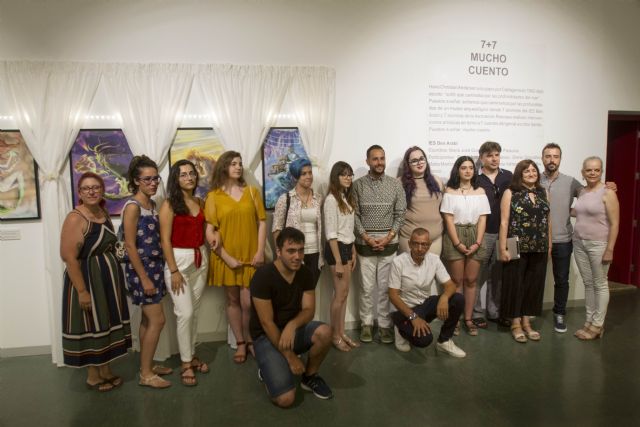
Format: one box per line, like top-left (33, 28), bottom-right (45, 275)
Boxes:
top-left (571, 156), bottom-right (619, 340)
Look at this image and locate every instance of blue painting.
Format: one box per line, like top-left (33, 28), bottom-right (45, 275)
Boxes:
top-left (262, 128), bottom-right (309, 210)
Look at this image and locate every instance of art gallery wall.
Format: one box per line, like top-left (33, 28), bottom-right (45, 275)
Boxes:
top-left (1, 0), bottom-right (639, 353)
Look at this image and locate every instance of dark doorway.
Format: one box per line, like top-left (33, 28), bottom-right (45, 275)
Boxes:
top-left (606, 112), bottom-right (640, 286)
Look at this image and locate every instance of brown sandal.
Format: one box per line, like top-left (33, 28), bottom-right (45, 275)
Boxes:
top-left (180, 366), bottom-right (197, 386)
top-left (86, 380), bottom-right (114, 392)
top-left (191, 357), bottom-right (209, 374)
top-left (233, 341), bottom-right (247, 364)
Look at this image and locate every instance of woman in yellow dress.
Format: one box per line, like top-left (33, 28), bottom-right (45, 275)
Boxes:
top-left (205, 151), bottom-right (267, 363)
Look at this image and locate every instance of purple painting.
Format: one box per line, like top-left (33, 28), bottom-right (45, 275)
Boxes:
top-left (70, 130), bottom-right (133, 216)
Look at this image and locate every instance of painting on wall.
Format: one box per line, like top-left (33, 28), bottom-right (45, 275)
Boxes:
top-left (168, 128), bottom-right (226, 199)
top-left (261, 127), bottom-right (309, 210)
top-left (69, 129), bottom-right (133, 216)
top-left (0, 130), bottom-right (41, 220)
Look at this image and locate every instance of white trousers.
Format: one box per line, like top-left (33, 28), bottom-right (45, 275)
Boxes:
top-left (164, 246), bottom-right (208, 362)
top-left (358, 253), bottom-right (394, 328)
top-left (573, 239), bottom-right (610, 327)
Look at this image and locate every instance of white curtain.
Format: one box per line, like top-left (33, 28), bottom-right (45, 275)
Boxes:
top-left (0, 60), bottom-right (102, 366)
top-left (103, 63), bottom-right (194, 360)
top-left (196, 64), bottom-right (292, 167)
top-left (288, 66), bottom-right (335, 185)
top-left (102, 63), bottom-right (195, 167)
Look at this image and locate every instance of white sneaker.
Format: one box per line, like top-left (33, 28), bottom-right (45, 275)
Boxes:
top-left (394, 327), bottom-right (411, 352)
top-left (436, 339), bottom-right (466, 358)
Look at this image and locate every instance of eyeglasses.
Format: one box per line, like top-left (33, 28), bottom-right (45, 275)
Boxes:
top-left (139, 175), bottom-right (161, 184)
top-left (408, 157), bottom-right (427, 166)
top-left (409, 241), bottom-right (430, 248)
top-left (340, 173), bottom-right (354, 178)
top-left (79, 185), bottom-right (102, 193)
top-left (179, 171), bottom-right (197, 179)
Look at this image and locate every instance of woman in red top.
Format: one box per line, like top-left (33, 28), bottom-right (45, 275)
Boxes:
top-left (159, 160), bottom-right (209, 386)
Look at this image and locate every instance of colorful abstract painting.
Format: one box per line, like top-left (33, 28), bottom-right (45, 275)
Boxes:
top-left (0, 131), bottom-right (41, 220)
top-left (169, 128), bottom-right (225, 199)
top-left (262, 127), bottom-right (309, 210)
top-left (70, 130), bottom-right (133, 216)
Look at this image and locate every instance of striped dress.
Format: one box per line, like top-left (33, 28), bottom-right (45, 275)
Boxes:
top-left (62, 210), bottom-right (132, 367)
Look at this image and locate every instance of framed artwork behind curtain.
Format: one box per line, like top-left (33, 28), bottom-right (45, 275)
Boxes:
top-left (0, 130), bottom-right (41, 220)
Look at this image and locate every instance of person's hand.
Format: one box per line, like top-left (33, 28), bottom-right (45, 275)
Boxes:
top-left (286, 353), bottom-right (305, 375)
top-left (171, 271), bottom-right (186, 295)
top-left (78, 289), bottom-right (92, 311)
top-left (364, 235), bottom-right (377, 249)
top-left (436, 295), bottom-right (449, 320)
top-left (141, 277), bottom-right (157, 296)
top-left (226, 257), bottom-right (243, 269)
top-left (456, 243), bottom-right (468, 254)
top-left (602, 248), bottom-right (614, 264)
top-left (500, 249), bottom-right (511, 262)
top-left (207, 230), bottom-right (220, 251)
top-left (335, 263), bottom-right (345, 279)
top-left (411, 317), bottom-right (431, 337)
top-left (279, 323), bottom-right (296, 351)
top-left (251, 251), bottom-right (265, 268)
top-left (465, 243), bottom-right (480, 256)
top-left (351, 252), bottom-right (357, 271)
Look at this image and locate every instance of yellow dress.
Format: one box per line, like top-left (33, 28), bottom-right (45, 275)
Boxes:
top-left (204, 186), bottom-right (266, 287)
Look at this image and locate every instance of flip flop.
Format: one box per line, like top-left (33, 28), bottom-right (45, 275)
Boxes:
top-left (86, 380), bottom-right (114, 392)
top-left (102, 375), bottom-right (123, 388)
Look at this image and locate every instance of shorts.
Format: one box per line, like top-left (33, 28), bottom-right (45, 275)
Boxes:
top-left (441, 223), bottom-right (486, 262)
top-left (324, 241), bottom-right (354, 266)
top-left (253, 321), bottom-right (324, 398)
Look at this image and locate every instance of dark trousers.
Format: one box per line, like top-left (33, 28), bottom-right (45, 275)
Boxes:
top-left (551, 242), bottom-right (573, 315)
top-left (304, 253), bottom-right (321, 285)
top-left (391, 293), bottom-right (464, 346)
top-left (501, 252), bottom-right (548, 318)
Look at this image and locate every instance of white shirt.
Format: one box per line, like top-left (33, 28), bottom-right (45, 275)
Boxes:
top-left (388, 252), bottom-right (451, 309)
top-left (323, 193), bottom-right (355, 244)
top-left (440, 193), bottom-right (491, 225)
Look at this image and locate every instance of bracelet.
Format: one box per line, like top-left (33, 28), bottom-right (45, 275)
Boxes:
top-left (455, 242), bottom-right (462, 248)
top-left (475, 242), bottom-right (482, 247)
top-left (170, 269), bottom-right (179, 274)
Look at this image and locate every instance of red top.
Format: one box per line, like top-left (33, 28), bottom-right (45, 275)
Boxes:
top-left (171, 210), bottom-right (205, 248)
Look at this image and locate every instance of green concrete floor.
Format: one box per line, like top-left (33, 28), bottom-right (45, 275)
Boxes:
top-left (1, 290), bottom-right (639, 427)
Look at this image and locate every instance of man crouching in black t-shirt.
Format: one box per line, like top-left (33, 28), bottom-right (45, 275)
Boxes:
top-left (250, 227), bottom-right (333, 407)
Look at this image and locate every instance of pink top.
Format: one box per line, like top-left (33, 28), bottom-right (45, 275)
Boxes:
top-left (573, 186), bottom-right (609, 242)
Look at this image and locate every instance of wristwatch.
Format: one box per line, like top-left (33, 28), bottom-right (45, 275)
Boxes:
top-left (407, 312), bottom-right (418, 321)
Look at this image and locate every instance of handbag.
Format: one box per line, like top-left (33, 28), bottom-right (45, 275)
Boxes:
top-left (496, 236), bottom-right (520, 261)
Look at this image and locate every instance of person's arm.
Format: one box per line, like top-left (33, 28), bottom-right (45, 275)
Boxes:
top-left (546, 189), bottom-right (553, 257)
top-left (498, 189), bottom-right (512, 262)
top-left (271, 193), bottom-right (287, 242)
top-left (388, 260), bottom-right (431, 337)
top-left (436, 279), bottom-right (458, 321)
top-left (122, 203), bottom-right (155, 296)
top-left (252, 296), bottom-right (304, 375)
top-left (603, 189), bottom-right (620, 263)
top-left (382, 180), bottom-right (407, 248)
top-left (204, 193), bottom-right (220, 250)
top-left (60, 212), bottom-right (92, 310)
top-left (469, 214), bottom-right (487, 255)
top-left (442, 192), bottom-right (466, 254)
top-left (159, 200), bottom-right (185, 294)
top-left (352, 180), bottom-right (376, 248)
top-left (251, 187), bottom-right (267, 267)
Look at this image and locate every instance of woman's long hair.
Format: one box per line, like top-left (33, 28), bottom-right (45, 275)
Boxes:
top-left (400, 146), bottom-right (441, 208)
top-left (210, 151), bottom-right (245, 191)
top-left (328, 161), bottom-right (355, 214)
top-left (447, 155), bottom-right (478, 190)
top-left (510, 159), bottom-right (542, 192)
top-left (166, 159), bottom-right (198, 215)
top-left (77, 172), bottom-right (106, 208)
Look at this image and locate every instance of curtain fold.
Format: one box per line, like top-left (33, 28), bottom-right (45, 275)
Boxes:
top-left (0, 60), bottom-right (102, 366)
top-left (102, 63), bottom-right (195, 168)
top-left (196, 64), bottom-right (292, 168)
top-left (288, 66), bottom-right (335, 186)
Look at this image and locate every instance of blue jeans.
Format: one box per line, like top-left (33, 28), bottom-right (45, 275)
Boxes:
top-left (253, 321), bottom-right (323, 398)
top-left (551, 241), bottom-right (573, 315)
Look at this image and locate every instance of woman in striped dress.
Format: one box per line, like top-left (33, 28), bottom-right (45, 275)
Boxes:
top-left (60, 172), bottom-right (132, 392)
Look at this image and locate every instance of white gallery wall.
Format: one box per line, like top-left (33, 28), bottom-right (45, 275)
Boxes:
top-left (1, 0), bottom-right (639, 353)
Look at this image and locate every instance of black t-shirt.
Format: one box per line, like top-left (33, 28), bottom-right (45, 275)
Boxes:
top-left (477, 168), bottom-right (513, 234)
top-left (249, 263), bottom-right (316, 340)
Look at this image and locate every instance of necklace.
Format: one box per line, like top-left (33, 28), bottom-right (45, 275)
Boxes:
top-left (298, 189), bottom-right (312, 208)
top-left (460, 185), bottom-right (472, 193)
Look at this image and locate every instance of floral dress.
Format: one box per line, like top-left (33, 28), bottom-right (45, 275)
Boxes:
top-left (122, 199), bottom-right (166, 305)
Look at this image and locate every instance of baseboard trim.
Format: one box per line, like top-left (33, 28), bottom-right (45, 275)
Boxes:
top-left (0, 345), bottom-right (51, 358)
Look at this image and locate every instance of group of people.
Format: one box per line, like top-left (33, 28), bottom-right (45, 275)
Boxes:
top-left (59, 141), bottom-right (619, 408)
